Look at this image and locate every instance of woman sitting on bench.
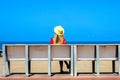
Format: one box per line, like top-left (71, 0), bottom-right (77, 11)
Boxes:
top-left (50, 25), bottom-right (70, 73)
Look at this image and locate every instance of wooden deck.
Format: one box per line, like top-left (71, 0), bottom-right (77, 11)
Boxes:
top-left (1, 76), bottom-right (120, 80)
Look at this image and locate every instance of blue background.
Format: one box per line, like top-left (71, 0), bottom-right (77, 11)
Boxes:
top-left (0, 0), bottom-right (120, 50)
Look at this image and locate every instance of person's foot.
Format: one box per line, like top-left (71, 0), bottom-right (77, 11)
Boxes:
top-left (60, 70), bottom-right (64, 73)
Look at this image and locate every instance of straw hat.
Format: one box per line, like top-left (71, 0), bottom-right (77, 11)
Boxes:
top-left (54, 25), bottom-right (64, 35)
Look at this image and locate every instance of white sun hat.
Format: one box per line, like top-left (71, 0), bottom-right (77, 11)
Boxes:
top-left (54, 25), bottom-right (64, 35)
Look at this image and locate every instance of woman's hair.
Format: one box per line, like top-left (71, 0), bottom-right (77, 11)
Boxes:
top-left (54, 34), bottom-right (64, 44)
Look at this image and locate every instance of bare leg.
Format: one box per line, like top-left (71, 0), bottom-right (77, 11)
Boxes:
top-left (64, 61), bottom-right (70, 69)
top-left (59, 61), bottom-right (63, 73)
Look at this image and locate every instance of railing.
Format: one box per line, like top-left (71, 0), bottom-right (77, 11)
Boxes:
top-left (2, 44), bottom-right (120, 77)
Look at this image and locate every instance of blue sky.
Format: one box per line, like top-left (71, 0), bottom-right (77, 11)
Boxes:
top-left (0, 0), bottom-right (120, 44)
